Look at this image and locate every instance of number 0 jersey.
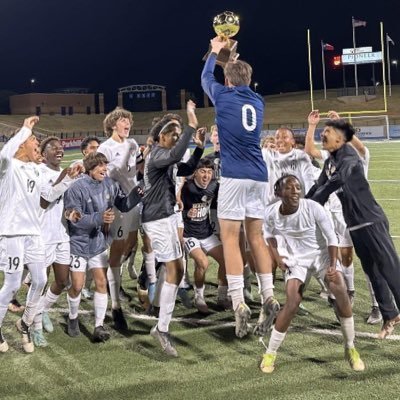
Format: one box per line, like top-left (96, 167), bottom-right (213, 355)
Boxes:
top-left (201, 53), bottom-right (267, 182)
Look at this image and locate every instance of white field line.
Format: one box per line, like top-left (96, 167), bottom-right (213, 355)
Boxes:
top-left (50, 307), bottom-right (400, 341)
top-left (376, 199), bottom-right (400, 201)
top-left (369, 180), bottom-right (400, 183)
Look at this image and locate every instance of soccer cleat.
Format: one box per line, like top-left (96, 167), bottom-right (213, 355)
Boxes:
top-left (378, 315), bottom-right (400, 339)
top-left (366, 306), bottom-right (382, 325)
top-left (260, 353), bottom-right (277, 373)
top-left (253, 297), bottom-right (280, 337)
top-left (42, 312), bottom-right (54, 333)
top-left (67, 317), bottom-right (81, 337)
top-left (150, 325), bottom-right (178, 357)
top-left (119, 287), bottom-right (132, 302)
top-left (93, 326), bottom-right (111, 342)
top-left (297, 302), bottom-right (309, 316)
top-left (31, 329), bottom-right (48, 348)
top-left (345, 347), bottom-right (365, 371)
top-left (81, 288), bottom-right (94, 300)
top-left (15, 319), bottom-right (34, 353)
top-left (127, 263), bottom-right (138, 280)
top-left (112, 308), bottom-right (128, 331)
top-left (177, 288), bottom-right (192, 309)
top-left (0, 328), bottom-right (9, 353)
top-left (194, 295), bottom-right (209, 314)
top-left (348, 290), bottom-right (355, 307)
top-left (8, 299), bottom-right (25, 313)
top-left (234, 302), bottom-right (252, 338)
top-left (137, 284), bottom-right (150, 310)
top-left (217, 297), bottom-right (232, 311)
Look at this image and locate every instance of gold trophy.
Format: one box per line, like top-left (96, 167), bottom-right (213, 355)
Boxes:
top-left (203, 11), bottom-right (240, 67)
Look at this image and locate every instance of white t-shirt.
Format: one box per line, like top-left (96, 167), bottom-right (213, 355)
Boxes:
top-left (264, 199), bottom-right (338, 267)
top-left (38, 164), bottom-right (70, 245)
top-left (98, 137), bottom-right (140, 194)
top-left (0, 127), bottom-right (73, 236)
top-left (262, 148), bottom-right (318, 203)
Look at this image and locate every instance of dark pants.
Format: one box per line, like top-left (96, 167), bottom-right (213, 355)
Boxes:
top-left (350, 221), bottom-right (400, 321)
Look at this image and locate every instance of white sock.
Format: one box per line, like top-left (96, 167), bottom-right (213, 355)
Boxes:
top-left (144, 251), bottom-right (156, 284)
top-left (178, 255), bottom-right (189, 289)
top-left (256, 273), bottom-right (274, 304)
top-left (153, 263), bottom-right (166, 308)
top-left (94, 292), bottom-right (108, 327)
top-left (43, 289), bottom-right (60, 313)
top-left (107, 267), bottom-right (121, 309)
top-left (195, 285), bottom-right (205, 299)
top-left (339, 316), bottom-right (355, 348)
top-left (157, 282), bottom-right (178, 333)
top-left (342, 264), bottom-right (355, 291)
top-left (217, 285), bottom-right (228, 300)
top-left (226, 274), bottom-right (244, 311)
top-left (32, 310), bottom-right (43, 331)
top-left (267, 327), bottom-right (287, 354)
top-left (67, 293), bottom-right (81, 320)
top-left (365, 274), bottom-right (379, 307)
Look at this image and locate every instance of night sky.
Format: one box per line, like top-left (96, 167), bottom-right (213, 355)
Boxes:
top-left (0, 0), bottom-right (399, 103)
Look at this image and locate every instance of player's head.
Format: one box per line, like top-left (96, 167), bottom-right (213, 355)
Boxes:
top-left (194, 158), bottom-right (214, 189)
top-left (321, 119), bottom-right (355, 152)
top-left (40, 136), bottom-right (64, 167)
top-left (151, 113), bottom-right (182, 143)
top-left (261, 135), bottom-right (275, 150)
top-left (209, 125), bottom-right (219, 151)
top-left (103, 107), bottom-right (133, 139)
top-left (80, 136), bottom-right (100, 156)
top-left (15, 133), bottom-right (40, 163)
top-left (83, 152), bottom-right (109, 182)
top-left (156, 121), bottom-right (182, 148)
top-left (275, 127), bottom-right (295, 154)
top-left (274, 175), bottom-right (302, 208)
top-left (224, 60), bottom-right (252, 87)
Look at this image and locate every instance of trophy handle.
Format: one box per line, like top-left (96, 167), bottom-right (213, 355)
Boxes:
top-left (202, 39), bottom-right (239, 67)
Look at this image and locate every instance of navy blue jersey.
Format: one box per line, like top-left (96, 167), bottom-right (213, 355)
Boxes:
top-left (201, 53), bottom-right (268, 182)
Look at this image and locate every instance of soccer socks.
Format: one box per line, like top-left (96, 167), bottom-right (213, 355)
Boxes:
top-left (365, 274), bottom-right (379, 307)
top-left (107, 267), bottom-right (121, 310)
top-left (0, 271), bottom-right (23, 326)
top-left (94, 292), bottom-right (108, 327)
top-left (226, 274), bottom-right (244, 311)
top-left (267, 327), bottom-right (287, 354)
top-left (256, 273), bottom-right (274, 304)
top-left (194, 285), bottom-right (205, 299)
top-left (143, 251), bottom-right (156, 284)
top-left (67, 293), bottom-right (81, 320)
top-left (339, 316), bottom-right (356, 348)
top-left (157, 282), bottom-right (178, 332)
top-left (153, 263), bottom-right (166, 308)
top-left (42, 289), bottom-right (60, 313)
top-left (342, 264), bottom-right (355, 291)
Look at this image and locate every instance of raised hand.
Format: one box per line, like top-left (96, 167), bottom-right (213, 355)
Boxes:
top-left (193, 127), bottom-right (206, 149)
top-left (210, 36), bottom-right (227, 55)
top-left (308, 110), bottom-right (320, 126)
top-left (23, 116), bottom-right (40, 130)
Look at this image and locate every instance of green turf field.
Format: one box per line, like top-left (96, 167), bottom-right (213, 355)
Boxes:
top-left (1, 142), bottom-right (400, 400)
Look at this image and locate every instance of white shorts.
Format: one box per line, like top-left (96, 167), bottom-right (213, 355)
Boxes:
top-left (0, 235), bottom-right (45, 273)
top-left (210, 209), bottom-right (220, 236)
top-left (184, 234), bottom-right (221, 255)
top-left (69, 250), bottom-right (109, 273)
top-left (142, 215), bottom-right (182, 263)
top-left (218, 177), bottom-right (267, 220)
top-left (285, 253), bottom-right (343, 284)
top-left (110, 204), bottom-right (141, 240)
top-left (175, 211), bottom-right (184, 229)
top-left (331, 211), bottom-right (353, 248)
top-left (45, 241), bottom-right (70, 266)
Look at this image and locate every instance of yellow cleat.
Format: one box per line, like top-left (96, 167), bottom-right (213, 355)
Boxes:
top-left (260, 353), bottom-right (276, 374)
top-left (345, 347), bottom-right (365, 372)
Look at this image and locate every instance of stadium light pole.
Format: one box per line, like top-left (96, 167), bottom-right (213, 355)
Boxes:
top-left (254, 82), bottom-right (259, 92)
top-left (30, 78), bottom-right (36, 92)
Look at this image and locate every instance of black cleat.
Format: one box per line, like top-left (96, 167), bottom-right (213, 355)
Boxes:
top-left (93, 326), bottom-right (110, 342)
top-left (67, 317), bottom-right (81, 337)
top-left (112, 308), bottom-right (128, 330)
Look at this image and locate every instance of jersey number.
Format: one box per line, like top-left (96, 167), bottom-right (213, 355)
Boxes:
top-left (70, 256), bottom-right (81, 269)
top-left (241, 105), bottom-right (257, 132)
top-left (8, 257), bottom-right (20, 271)
top-left (27, 179), bottom-right (36, 193)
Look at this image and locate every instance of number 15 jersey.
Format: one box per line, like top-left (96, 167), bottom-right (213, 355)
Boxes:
top-left (201, 53), bottom-right (268, 182)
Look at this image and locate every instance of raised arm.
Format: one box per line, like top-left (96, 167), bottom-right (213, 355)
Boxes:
top-left (305, 110), bottom-right (322, 160)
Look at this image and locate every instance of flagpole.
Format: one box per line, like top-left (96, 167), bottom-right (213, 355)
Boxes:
top-left (381, 22), bottom-right (388, 112)
top-left (352, 16), bottom-right (359, 96)
top-left (321, 40), bottom-right (327, 100)
top-left (307, 29), bottom-right (314, 111)
top-left (386, 34), bottom-right (392, 97)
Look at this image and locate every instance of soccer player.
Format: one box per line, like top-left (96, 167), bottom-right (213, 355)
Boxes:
top-left (306, 118), bottom-right (400, 339)
top-left (201, 37), bottom-right (279, 338)
top-left (0, 117), bottom-right (80, 353)
top-left (181, 158), bottom-right (230, 312)
top-left (63, 152), bottom-right (143, 342)
top-left (305, 110), bottom-right (382, 324)
top-left (142, 100), bottom-right (202, 356)
top-left (98, 108), bottom-right (143, 330)
top-left (260, 175), bottom-right (365, 373)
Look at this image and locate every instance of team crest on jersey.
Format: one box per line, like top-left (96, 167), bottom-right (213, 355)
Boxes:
top-left (201, 195), bottom-right (208, 202)
top-left (326, 161), bottom-right (336, 179)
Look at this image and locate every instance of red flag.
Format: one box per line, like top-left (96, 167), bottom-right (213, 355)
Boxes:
top-left (323, 43), bottom-right (334, 51)
top-left (353, 18), bottom-right (367, 28)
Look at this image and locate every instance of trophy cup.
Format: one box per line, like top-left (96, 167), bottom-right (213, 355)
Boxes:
top-left (203, 11), bottom-right (240, 67)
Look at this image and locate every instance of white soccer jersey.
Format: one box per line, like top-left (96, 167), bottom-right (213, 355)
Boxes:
top-left (264, 199), bottom-right (338, 267)
top-left (38, 164), bottom-right (70, 245)
top-left (0, 127), bottom-right (74, 236)
top-left (262, 148), bottom-right (318, 203)
top-left (98, 137), bottom-right (140, 194)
